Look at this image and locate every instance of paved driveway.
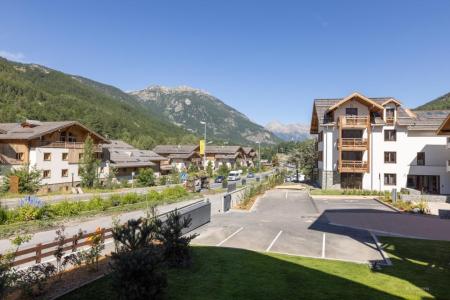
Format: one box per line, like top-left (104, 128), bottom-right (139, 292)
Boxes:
top-left (192, 189), bottom-right (391, 263)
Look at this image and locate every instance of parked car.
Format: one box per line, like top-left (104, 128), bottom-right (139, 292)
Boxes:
top-left (247, 172), bottom-right (255, 178)
top-left (214, 176), bottom-right (225, 183)
top-left (227, 171), bottom-right (241, 181)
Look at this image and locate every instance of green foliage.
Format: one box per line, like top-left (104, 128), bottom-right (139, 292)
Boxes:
top-left (15, 204), bottom-right (50, 221)
top-left (206, 161), bottom-right (214, 177)
top-left (2, 166), bottom-right (41, 193)
top-left (415, 92), bottom-right (450, 110)
top-left (0, 207), bottom-right (7, 225)
top-left (170, 168), bottom-right (180, 184)
top-left (79, 136), bottom-right (100, 188)
top-left (188, 164), bottom-right (199, 174)
top-left (155, 210), bottom-right (198, 268)
top-left (136, 168), bottom-right (155, 187)
top-left (16, 263), bottom-right (56, 298)
top-left (217, 164), bottom-right (230, 177)
top-left (288, 139), bottom-right (317, 179)
top-left (160, 186), bottom-right (188, 201)
top-left (0, 58), bottom-right (198, 149)
top-left (110, 247), bottom-right (167, 300)
top-left (158, 175), bottom-right (168, 186)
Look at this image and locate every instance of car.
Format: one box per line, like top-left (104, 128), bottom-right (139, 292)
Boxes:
top-left (247, 172), bottom-right (255, 178)
top-left (214, 176), bottom-right (225, 183)
top-left (227, 171), bottom-right (241, 181)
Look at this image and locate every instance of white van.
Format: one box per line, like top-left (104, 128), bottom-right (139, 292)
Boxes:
top-left (227, 171), bottom-right (241, 181)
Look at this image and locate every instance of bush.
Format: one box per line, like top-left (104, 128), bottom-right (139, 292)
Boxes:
top-left (15, 204), bottom-right (51, 222)
top-left (86, 197), bottom-right (110, 211)
top-left (136, 168), bottom-right (156, 187)
top-left (148, 190), bottom-right (162, 202)
top-left (50, 201), bottom-right (83, 217)
top-left (160, 186), bottom-right (188, 201)
top-left (110, 247), bottom-right (167, 300)
top-left (2, 166), bottom-right (41, 194)
top-left (156, 209), bottom-right (197, 268)
top-left (16, 263), bottom-right (56, 298)
top-left (0, 207), bottom-right (7, 225)
top-left (120, 193), bottom-right (141, 205)
top-left (158, 175), bottom-right (168, 186)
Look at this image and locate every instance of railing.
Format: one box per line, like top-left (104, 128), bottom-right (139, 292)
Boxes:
top-left (339, 116), bottom-right (369, 127)
top-left (339, 160), bottom-right (368, 173)
top-left (35, 141), bottom-right (102, 151)
top-left (339, 138), bottom-right (368, 149)
top-left (385, 117), bottom-right (395, 125)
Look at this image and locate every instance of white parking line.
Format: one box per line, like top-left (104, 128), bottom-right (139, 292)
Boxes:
top-left (216, 227), bottom-right (244, 246)
top-left (321, 233), bottom-right (326, 258)
top-left (266, 230), bottom-right (283, 252)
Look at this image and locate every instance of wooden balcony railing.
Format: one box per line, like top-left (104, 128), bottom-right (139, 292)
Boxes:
top-left (35, 141), bottom-right (102, 151)
top-left (339, 138), bottom-right (368, 149)
top-left (385, 117), bottom-right (395, 125)
top-left (338, 160), bottom-right (368, 173)
top-left (339, 116), bottom-right (369, 128)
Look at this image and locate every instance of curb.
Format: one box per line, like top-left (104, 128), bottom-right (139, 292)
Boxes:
top-left (372, 197), bottom-right (401, 212)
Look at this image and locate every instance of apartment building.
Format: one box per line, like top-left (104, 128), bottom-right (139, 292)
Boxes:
top-left (310, 92), bottom-right (450, 194)
top-left (0, 120), bottom-right (109, 191)
top-left (205, 145), bottom-right (246, 169)
top-left (153, 145), bottom-right (202, 172)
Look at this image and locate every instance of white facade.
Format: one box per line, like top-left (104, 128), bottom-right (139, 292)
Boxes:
top-left (314, 94), bottom-right (450, 194)
top-left (29, 147), bottom-right (106, 188)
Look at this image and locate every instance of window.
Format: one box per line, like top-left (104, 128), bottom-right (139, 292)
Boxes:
top-left (384, 130), bottom-right (396, 141)
top-left (384, 152), bottom-right (396, 163)
top-left (15, 152), bottom-right (24, 161)
top-left (345, 108), bottom-right (358, 116)
top-left (43, 152), bottom-right (51, 161)
top-left (318, 151), bottom-right (323, 162)
top-left (62, 153), bottom-right (68, 161)
top-left (417, 152), bottom-right (425, 165)
top-left (43, 170), bottom-right (51, 178)
top-left (318, 131), bottom-right (323, 143)
top-left (78, 153), bottom-right (84, 160)
top-left (61, 169), bottom-right (68, 177)
top-left (384, 173), bottom-right (396, 185)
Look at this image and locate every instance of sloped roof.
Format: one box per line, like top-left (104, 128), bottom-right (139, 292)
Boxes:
top-left (105, 140), bottom-right (166, 168)
top-left (436, 113), bottom-right (450, 135)
top-left (309, 93), bottom-right (448, 133)
top-left (243, 147), bottom-right (256, 155)
top-left (205, 145), bottom-right (243, 154)
top-left (153, 145), bottom-right (199, 154)
top-left (327, 92), bottom-right (384, 112)
top-left (0, 121), bottom-right (109, 142)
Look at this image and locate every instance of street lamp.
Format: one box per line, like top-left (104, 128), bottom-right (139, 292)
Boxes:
top-left (256, 141), bottom-right (261, 173)
top-left (200, 121), bottom-right (206, 169)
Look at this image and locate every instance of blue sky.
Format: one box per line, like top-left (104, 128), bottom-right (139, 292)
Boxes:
top-left (1, 0), bottom-right (450, 126)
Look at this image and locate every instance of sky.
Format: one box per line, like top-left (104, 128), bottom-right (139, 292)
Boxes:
top-left (1, 0), bottom-right (450, 126)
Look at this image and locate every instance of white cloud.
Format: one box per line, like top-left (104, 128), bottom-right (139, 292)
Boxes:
top-left (0, 50), bottom-right (26, 62)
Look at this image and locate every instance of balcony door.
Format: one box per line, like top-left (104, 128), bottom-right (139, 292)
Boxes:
top-left (345, 108), bottom-right (358, 116)
top-left (342, 129), bottom-right (363, 139)
top-left (341, 173), bottom-right (362, 189)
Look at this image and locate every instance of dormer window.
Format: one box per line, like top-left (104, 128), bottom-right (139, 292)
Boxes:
top-left (385, 108), bottom-right (395, 125)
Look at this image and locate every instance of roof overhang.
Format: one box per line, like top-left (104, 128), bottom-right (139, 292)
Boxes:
top-left (327, 92), bottom-right (384, 112)
top-left (310, 104), bottom-right (319, 134)
top-left (381, 98), bottom-right (402, 107)
top-left (436, 114), bottom-right (450, 135)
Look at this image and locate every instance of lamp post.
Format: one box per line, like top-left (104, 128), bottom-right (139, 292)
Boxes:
top-left (200, 121), bottom-right (206, 169)
top-left (256, 141), bottom-right (261, 173)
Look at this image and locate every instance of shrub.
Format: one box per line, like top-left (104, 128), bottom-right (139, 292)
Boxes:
top-left (50, 201), bottom-right (82, 217)
top-left (110, 247), bottom-right (167, 300)
top-left (16, 263), bottom-right (56, 298)
top-left (148, 190), bottom-right (162, 203)
top-left (136, 168), bottom-right (156, 187)
top-left (0, 207), bottom-right (7, 225)
top-left (112, 217), bottom-right (157, 252)
top-left (2, 166), bottom-right (41, 194)
top-left (160, 186), bottom-right (188, 201)
top-left (120, 193), bottom-right (141, 205)
top-left (15, 204), bottom-right (50, 221)
top-left (156, 209), bottom-right (197, 268)
top-left (86, 197), bottom-right (110, 211)
top-left (158, 175), bottom-right (168, 186)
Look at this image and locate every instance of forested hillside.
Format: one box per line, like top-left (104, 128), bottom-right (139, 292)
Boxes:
top-left (0, 58), bottom-right (197, 149)
top-left (415, 92), bottom-right (450, 110)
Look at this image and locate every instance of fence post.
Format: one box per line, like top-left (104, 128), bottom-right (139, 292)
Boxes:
top-left (35, 243), bottom-right (42, 263)
top-left (101, 228), bottom-right (106, 244)
top-left (72, 234), bottom-right (78, 252)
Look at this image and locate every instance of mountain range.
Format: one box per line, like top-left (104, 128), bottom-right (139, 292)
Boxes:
top-left (265, 121), bottom-right (310, 141)
top-left (0, 57), bottom-right (279, 149)
top-left (130, 85), bottom-right (280, 145)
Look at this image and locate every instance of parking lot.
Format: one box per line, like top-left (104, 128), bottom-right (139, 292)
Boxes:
top-left (192, 189), bottom-right (393, 263)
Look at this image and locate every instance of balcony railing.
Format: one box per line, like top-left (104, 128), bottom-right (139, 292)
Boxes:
top-left (385, 117), bottom-right (395, 125)
top-left (339, 160), bottom-right (368, 173)
top-left (339, 116), bottom-right (369, 128)
top-left (34, 141), bottom-right (102, 151)
top-left (339, 138), bottom-right (368, 149)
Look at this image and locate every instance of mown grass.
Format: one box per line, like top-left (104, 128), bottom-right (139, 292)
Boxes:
top-left (60, 237), bottom-right (449, 300)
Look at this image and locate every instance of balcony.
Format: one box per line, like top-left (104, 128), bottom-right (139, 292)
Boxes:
top-left (338, 160), bottom-right (368, 173)
top-left (35, 141), bottom-right (102, 152)
top-left (338, 116), bottom-right (369, 128)
top-left (385, 117), bottom-right (395, 125)
top-left (338, 138), bottom-right (368, 151)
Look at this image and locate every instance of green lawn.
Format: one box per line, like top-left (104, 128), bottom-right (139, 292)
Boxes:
top-left (60, 237), bottom-right (450, 300)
